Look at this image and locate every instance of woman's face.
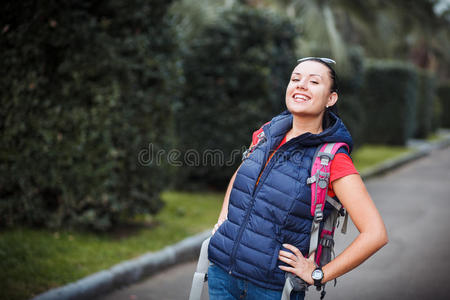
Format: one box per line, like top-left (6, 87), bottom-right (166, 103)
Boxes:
top-left (285, 60), bottom-right (338, 118)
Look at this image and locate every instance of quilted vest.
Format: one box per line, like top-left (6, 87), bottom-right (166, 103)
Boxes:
top-left (208, 110), bottom-right (353, 290)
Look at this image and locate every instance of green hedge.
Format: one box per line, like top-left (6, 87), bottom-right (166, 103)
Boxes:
top-left (437, 81), bottom-right (450, 128)
top-left (414, 70), bottom-right (437, 138)
top-left (361, 60), bottom-right (418, 146)
top-left (0, 0), bottom-right (179, 230)
top-left (336, 47), bottom-right (366, 147)
top-left (174, 5), bottom-right (297, 189)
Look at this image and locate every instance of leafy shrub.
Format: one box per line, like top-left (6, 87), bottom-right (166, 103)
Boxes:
top-left (336, 47), bottom-right (366, 147)
top-left (414, 70), bottom-right (437, 138)
top-left (361, 60), bottom-right (418, 145)
top-left (437, 81), bottom-right (450, 128)
top-left (174, 5), bottom-right (298, 189)
top-left (0, 0), bottom-right (179, 230)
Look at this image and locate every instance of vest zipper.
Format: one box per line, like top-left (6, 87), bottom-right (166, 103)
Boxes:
top-left (229, 131), bottom-right (284, 274)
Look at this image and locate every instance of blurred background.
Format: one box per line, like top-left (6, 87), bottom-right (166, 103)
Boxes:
top-left (1, 0), bottom-right (449, 299)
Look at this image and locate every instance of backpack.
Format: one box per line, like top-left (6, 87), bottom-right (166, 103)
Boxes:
top-left (281, 142), bottom-right (349, 300)
top-left (189, 142), bottom-right (349, 300)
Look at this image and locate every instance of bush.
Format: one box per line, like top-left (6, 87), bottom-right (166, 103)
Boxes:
top-left (174, 5), bottom-right (298, 189)
top-left (0, 0), bottom-right (179, 230)
top-left (437, 81), bottom-right (450, 128)
top-left (361, 60), bottom-right (418, 146)
top-left (336, 47), bottom-right (366, 147)
top-left (414, 70), bottom-right (437, 138)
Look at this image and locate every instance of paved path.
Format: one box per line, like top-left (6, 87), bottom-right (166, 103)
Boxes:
top-left (99, 147), bottom-right (450, 300)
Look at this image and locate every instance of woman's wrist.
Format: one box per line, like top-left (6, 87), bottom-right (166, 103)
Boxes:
top-left (304, 261), bottom-right (317, 285)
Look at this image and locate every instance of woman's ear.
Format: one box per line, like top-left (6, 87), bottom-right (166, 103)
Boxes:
top-left (327, 92), bottom-right (338, 107)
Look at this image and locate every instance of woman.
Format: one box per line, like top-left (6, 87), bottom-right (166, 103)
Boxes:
top-left (207, 57), bottom-right (388, 300)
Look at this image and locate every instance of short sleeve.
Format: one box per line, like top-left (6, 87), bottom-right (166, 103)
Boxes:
top-left (327, 153), bottom-right (359, 197)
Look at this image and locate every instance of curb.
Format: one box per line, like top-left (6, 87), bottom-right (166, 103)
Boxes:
top-left (31, 230), bottom-right (211, 300)
top-left (32, 133), bottom-right (450, 300)
top-left (360, 148), bottom-right (429, 180)
top-left (361, 133), bottom-right (450, 180)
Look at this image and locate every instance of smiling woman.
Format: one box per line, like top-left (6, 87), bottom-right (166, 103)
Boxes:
top-left (285, 60), bottom-right (339, 136)
top-left (205, 58), bottom-right (388, 300)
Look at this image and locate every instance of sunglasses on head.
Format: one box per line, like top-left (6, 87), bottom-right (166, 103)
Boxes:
top-left (297, 57), bottom-right (336, 65)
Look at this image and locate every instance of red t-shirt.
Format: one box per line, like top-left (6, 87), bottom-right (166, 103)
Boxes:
top-left (251, 127), bottom-right (358, 197)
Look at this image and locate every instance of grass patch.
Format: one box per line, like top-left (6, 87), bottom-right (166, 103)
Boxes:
top-left (352, 144), bottom-right (411, 172)
top-left (0, 191), bottom-right (223, 300)
top-left (426, 133), bottom-right (444, 142)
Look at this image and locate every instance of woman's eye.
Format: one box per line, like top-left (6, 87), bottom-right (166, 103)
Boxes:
top-left (311, 81), bottom-right (318, 84)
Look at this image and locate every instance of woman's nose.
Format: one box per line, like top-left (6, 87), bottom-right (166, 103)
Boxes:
top-left (296, 78), bottom-right (308, 90)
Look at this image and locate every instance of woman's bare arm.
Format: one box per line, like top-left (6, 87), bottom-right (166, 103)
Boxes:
top-left (320, 174), bottom-right (388, 283)
top-left (212, 165), bottom-right (240, 234)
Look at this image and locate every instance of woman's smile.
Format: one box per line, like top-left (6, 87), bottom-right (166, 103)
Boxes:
top-left (292, 92), bottom-right (311, 103)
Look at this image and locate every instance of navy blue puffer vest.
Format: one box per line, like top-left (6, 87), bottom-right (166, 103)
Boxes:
top-left (208, 110), bottom-right (353, 290)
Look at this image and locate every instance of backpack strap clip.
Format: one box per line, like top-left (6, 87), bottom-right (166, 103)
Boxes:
top-left (313, 204), bottom-right (324, 222)
top-left (318, 151), bottom-right (335, 166)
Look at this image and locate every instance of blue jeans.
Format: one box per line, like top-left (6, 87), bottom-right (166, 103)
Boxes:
top-left (208, 264), bottom-right (305, 300)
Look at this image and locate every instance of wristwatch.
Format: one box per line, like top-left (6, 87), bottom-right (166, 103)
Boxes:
top-left (311, 267), bottom-right (324, 289)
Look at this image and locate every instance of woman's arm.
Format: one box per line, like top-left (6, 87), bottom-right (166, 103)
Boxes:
top-left (320, 173), bottom-right (388, 283)
top-left (212, 166), bottom-right (240, 234)
top-left (279, 173), bottom-right (388, 284)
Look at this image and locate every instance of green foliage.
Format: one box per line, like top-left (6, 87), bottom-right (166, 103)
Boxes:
top-left (437, 81), bottom-right (450, 128)
top-left (361, 60), bottom-right (418, 145)
top-left (0, 191), bottom-right (222, 300)
top-left (336, 47), bottom-right (366, 146)
top-left (174, 5), bottom-right (298, 189)
top-left (0, 0), bottom-right (179, 230)
top-left (414, 70), bottom-right (437, 138)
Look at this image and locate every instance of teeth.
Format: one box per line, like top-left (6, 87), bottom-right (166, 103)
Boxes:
top-left (294, 94), bottom-right (309, 101)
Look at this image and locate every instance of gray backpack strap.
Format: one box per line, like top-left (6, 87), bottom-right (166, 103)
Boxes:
top-left (326, 195), bottom-right (342, 211)
top-left (341, 211), bottom-right (349, 234)
top-left (326, 195), bottom-right (348, 234)
top-left (318, 210), bottom-right (338, 267)
top-left (281, 273), bottom-right (309, 300)
top-left (189, 237), bottom-right (211, 300)
top-left (308, 203), bottom-right (323, 257)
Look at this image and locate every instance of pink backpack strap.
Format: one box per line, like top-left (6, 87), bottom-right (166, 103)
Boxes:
top-left (307, 142), bottom-right (349, 259)
top-left (307, 142), bottom-right (349, 216)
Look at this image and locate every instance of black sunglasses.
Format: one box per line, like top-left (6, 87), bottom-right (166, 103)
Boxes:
top-left (297, 57), bottom-right (336, 65)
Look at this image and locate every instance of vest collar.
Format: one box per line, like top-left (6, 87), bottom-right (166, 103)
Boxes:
top-left (262, 110), bottom-right (353, 153)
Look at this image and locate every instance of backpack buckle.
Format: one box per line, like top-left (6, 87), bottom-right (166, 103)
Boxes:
top-left (320, 236), bottom-right (334, 248)
top-left (242, 149), bottom-right (250, 161)
top-left (318, 152), bottom-right (334, 166)
top-left (314, 205), bottom-right (323, 222)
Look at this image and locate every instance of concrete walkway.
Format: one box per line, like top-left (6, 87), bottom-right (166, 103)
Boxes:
top-left (99, 146), bottom-right (450, 300)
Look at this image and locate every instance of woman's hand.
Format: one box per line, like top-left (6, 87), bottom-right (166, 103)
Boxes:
top-left (278, 244), bottom-right (316, 285)
top-left (212, 217), bottom-right (226, 235)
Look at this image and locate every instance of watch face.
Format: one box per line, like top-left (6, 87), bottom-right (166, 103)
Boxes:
top-left (312, 269), bottom-right (323, 280)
